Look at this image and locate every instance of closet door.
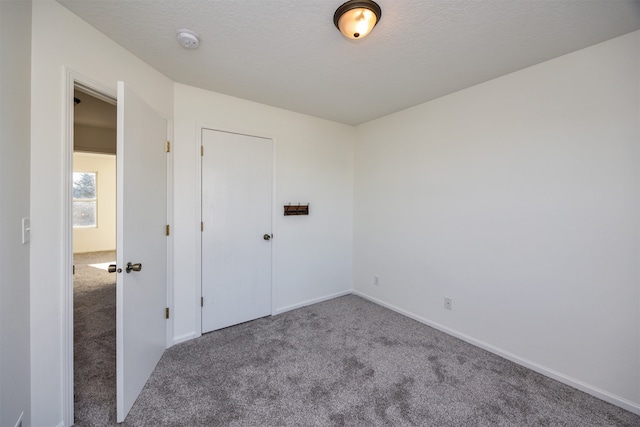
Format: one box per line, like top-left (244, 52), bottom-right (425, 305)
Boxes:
top-left (201, 129), bottom-right (273, 333)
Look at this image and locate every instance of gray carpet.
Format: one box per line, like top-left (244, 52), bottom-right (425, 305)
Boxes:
top-left (74, 250), bottom-right (117, 426)
top-left (73, 252), bottom-right (640, 426)
top-left (127, 296), bottom-right (638, 426)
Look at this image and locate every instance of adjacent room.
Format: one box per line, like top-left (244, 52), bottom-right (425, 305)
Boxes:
top-left (72, 88), bottom-right (118, 423)
top-left (1, 0), bottom-right (639, 426)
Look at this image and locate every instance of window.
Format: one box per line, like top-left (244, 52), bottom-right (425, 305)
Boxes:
top-left (73, 172), bottom-right (97, 227)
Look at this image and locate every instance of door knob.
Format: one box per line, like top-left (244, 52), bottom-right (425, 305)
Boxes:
top-left (108, 264), bottom-right (122, 273)
top-left (126, 262), bottom-right (142, 273)
top-left (263, 234), bottom-right (272, 241)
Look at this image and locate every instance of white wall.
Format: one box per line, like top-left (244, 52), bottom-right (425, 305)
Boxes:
top-left (73, 153), bottom-right (116, 253)
top-left (30, 1), bottom-right (173, 425)
top-left (354, 31), bottom-right (640, 411)
top-left (0, 1), bottom-right (32, 426)
top-left (172, 83), bottom-right (354, 343)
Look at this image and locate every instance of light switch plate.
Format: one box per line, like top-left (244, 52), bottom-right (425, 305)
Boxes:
top-left (22, 218), bottom-right (30, 244)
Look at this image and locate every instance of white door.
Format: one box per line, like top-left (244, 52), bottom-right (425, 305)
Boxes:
top-left (201, 129), bottom-right (272, 333)
top-left (115, 82), bottom-right (167, 422)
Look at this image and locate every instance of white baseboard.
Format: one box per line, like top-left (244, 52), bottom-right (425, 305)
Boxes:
top-left (172, 332), bottom-right (200, 346)
top-left (352, 290), bottom-right (640, 416)
top-left (273, 289), bottom-right (352, 315)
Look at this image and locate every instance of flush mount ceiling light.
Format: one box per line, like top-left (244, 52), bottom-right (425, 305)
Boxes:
top-left (333, 0), bottom-right (382, 40)
top-left (177, 29), bottom-right (200, 49)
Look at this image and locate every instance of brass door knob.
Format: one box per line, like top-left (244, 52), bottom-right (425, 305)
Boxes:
top-left (126, 262), bottom-right (142, 273)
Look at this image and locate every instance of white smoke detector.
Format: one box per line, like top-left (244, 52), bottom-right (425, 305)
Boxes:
top-left (177, 29), bottom-right (200, 49)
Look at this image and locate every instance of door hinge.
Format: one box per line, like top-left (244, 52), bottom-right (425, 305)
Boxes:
top-left (166, 224), bottom-right (170, 236)
top-left (165, 141), bottom-right (171, 153)
top-left (165, 307), bottom-right (170, 319)
top-left (201, 297), bottom-right (204, 307)
top-left (200, 145), bottom-right (204, 156)
top-left (201, 221), bottom-right (204, 232)
top-left (73, 265), bottom-right (75, 275)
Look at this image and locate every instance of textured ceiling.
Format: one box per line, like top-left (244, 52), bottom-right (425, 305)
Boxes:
top-left (57, 0), bottom-right (640, 126)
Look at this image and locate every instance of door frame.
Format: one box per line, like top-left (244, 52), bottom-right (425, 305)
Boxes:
top-left (195, 125), bottom-right (277, 336)
top-left (62, 69), bottom-right (174, 426)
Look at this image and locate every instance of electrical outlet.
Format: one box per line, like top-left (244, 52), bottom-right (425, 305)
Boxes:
top-left (444, 297), bottom-right (453, 310)
top-left (373, 275), bottom-right (380, 286)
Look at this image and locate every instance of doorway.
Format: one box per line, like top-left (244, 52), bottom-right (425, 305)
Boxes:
top-left (72, 87), bottom-right (118, 423)
top-left (63, 79), bottom-right (170, 425)
top-left (201, 129), bottom-right (273, 333)
top-left (64, 76), bottom-right (169, 425)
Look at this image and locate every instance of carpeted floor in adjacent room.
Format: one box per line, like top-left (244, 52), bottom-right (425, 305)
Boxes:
top-left (73, 251), bottom-right (640, 426)
top-left (73, 250), bottom-right (117, 426)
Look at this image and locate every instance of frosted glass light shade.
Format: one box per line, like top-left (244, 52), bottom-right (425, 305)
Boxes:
top-left (334, 0), bottom-right (382, 40)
